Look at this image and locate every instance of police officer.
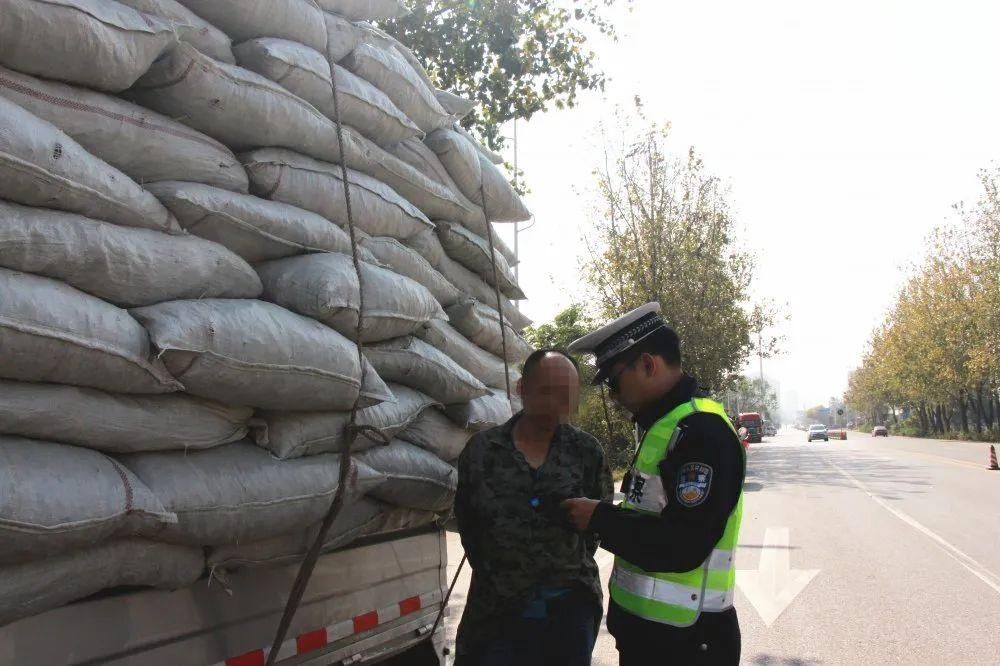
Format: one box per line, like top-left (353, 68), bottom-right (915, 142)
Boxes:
top-left (559, 303), bottom-right (745, 665)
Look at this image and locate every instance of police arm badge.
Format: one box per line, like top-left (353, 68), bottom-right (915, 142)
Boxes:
top-left (676, 462), bottom-right (713, 507)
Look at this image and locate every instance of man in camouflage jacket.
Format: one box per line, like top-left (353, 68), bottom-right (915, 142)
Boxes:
top-left (454, 349), bottom-right (613, 665)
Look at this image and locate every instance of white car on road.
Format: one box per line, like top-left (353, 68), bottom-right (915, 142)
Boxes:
top-left (807, 424), bottom-right (830, 442)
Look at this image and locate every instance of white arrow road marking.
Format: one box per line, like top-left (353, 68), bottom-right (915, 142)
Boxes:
top-left (737, 527), bottom-right (820, 627)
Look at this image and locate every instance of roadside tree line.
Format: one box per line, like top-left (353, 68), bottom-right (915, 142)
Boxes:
top-left (846, 168), bottom-right (1000, 440)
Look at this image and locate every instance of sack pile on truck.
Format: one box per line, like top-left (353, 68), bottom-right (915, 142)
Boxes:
top-left (0, 0), bottom-right (535, 627)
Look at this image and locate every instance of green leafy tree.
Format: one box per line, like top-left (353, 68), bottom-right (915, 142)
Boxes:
top-left (721, 377), bottom-right (779, 422)
top-left (382, 0), bottom-right (629, 150)
top-left (582, 116), bottom-right (781, 392)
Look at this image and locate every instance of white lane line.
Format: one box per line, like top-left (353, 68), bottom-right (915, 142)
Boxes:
top-left (827, 458), bottom-right (1000, 595)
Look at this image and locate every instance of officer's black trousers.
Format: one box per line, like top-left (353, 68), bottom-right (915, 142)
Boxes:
top-left (614, 607), bottom-right (741, 665)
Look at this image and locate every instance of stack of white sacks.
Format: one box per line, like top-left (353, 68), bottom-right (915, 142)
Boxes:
top-left (0, 0), bottom-right (533, 626)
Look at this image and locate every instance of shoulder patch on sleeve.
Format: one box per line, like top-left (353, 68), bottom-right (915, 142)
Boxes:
top-left (676, 462), bottom-right (713, 507)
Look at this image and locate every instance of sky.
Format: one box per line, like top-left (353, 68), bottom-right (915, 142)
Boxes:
top-left (488, 0), bottom-right (1000, 410)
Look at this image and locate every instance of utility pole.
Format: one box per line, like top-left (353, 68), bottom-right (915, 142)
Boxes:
top-left (512, 118), bottom-right (519, 296)
top-left (758, 327), bottom-right (765, 412)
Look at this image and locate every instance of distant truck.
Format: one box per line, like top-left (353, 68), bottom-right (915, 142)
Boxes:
top-left (737, 412), bottom-right (764, 443)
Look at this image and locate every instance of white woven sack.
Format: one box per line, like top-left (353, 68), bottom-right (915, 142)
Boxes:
top-left (243, 148), bottom-right (433, 240)
top-left (0, 0), bottom-right (176, 92)
top-left (436, 220), bottom-right (524, 300)
top-left (126, 44), bottom-right (371, 167)
top-left (116, 0), bottom-right (235, 63)
top-left (404, 230), bottom-right (529, 330)
top-left (404, 228), bottom-right (447, 266)
top-left (391, 137), bottom-right (465, 192)
top-left (0, 66), bottom-right (248, 193)
top-left (445, 300), bottom-right (534, 363)
top-left (416, 220), bottom-right (517, 268)
top-left (0, 202), bottom-right (261, 308)
top-left (445, 388), bottom-right (515, 432)
top-left (233, 38), bottom-right (420, 146)
top-left (435, 90), bottom-right (475, 119)
top-left (423, 128), bottom-right (481, 205)
top-left (438, 256), bottom-right (531, 329)
top-left (0, 437), bottom-right (175, 565)
top-left (147, 181), bottom-right (368, 264)
top-left (360, 505), bottom-right (439, 538)
top-left (0, 268), bottom-right (181, 394)
top-left (364, 336), bottom-right (488, 405)
top-left (119, 442), bottom-right (385, 546)
top-left (424, 248), bottom-right (489, 303)
top-left (354, 23), bottom-right (435, 95)
top-left (0, 539), bottom-right (204, 628)
top-left (424, 128), bottom-right (530, 222)
top-left (359, 236), bottom-right (462, 307)
top-left (416, 319), bottom-right (511, 389)
top-left (361, 135), bottom-right (483, 224)
top-left (397, 408), bottom-right (471, 462)
top-left (206, 498), bottom-right (384, 571)
top-left (316, 0), bottom-right (407, 21)
top-left (0, 96), bottom-right (180, 234)
top-left (256, 253), bottom-right (446, 343)
top-left (322, 12), bottom-right (366, 63)
top-left (0, 379), bottom-right (251, 454)
top-left (500, 298), bottom-right (533, 332)
top-left (358, 440), bottom-right (457, 512)
top-left (254, 384), bottom-right (438, 459)
top-left (131, 298), bottom-right (392, 410)
top-left (176, 0), bottom-right (327, 52)
top-left (344, 43), bottom-right (453, 133)
top-left (475, 152), bottom-right (531, 222)
top-left (455, 124), bottom-right (505, 165)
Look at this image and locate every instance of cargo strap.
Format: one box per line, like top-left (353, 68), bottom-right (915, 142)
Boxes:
top-left (265, 46), bottom-right (385, 666)
top-left (428, 161), bottom-right (516, 644)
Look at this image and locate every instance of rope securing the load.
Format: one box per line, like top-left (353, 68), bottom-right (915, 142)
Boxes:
top-left (428, 170), bottom-right (517, 644)
top-left (265, 44), bottom-right (374, 666)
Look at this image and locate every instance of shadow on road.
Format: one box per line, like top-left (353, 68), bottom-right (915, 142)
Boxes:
top-left (746, 445), bottom-right (931, 500)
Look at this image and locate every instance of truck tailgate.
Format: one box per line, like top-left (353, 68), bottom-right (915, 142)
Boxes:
top-left (0, 530), bottom-right (447, 666)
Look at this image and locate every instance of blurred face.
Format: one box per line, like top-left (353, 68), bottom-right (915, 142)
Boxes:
top-left (518, 353), bottom-right (580, 423)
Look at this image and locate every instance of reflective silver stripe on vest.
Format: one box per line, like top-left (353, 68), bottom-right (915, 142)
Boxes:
top-left (708, 549), bottom-right (734, 570)
top-left (702, 587), bottom-right (735, 611)
top-left (625, 470), bottom-right (667, 513)
top-left (611, 566), bottom-right (702, 611)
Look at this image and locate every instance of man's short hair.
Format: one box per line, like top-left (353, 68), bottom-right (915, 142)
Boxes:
top-left (617, 326), bottom-right (682, 368)
top-left (521, 348), bottom-right (579, 384)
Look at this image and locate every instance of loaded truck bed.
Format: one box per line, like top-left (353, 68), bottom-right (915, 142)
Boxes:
top-left (0, 530), bottom-right (447, 666)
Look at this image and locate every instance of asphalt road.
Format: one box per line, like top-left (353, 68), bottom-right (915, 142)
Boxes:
top-left (443, 430), bottom-right (1000, 664)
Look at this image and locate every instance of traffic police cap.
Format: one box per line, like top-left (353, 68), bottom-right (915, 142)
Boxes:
top-left (568, 302), bottom-right (671, 384)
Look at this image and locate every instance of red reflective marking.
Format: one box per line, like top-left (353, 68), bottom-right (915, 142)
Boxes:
top-left (296, 628), bottom-right (328, 654)
top-left (226, 649), bottom-right (266, 666)
top-left (399, 596), bottom-right (422, 616)
top-left (353, 610), bottom-right (379, 634)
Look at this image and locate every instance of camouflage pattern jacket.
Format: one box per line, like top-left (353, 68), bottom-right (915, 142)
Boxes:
top-left (454, 415), bottom-right (613, 659)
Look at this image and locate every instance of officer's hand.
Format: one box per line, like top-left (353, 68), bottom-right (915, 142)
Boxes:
top-left (560, 498), bottom-right (599, 531)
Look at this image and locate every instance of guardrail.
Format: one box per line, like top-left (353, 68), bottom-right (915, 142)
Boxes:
top-left (827, 429), bottom-right (848, 440)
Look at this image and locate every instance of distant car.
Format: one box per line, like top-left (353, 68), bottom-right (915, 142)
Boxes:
top-left (807, 424), bottom-right (829, 442)
top-left (872, 425), bottom-right (888, 437)
top-left (765, 425), bottom-right (777, 436)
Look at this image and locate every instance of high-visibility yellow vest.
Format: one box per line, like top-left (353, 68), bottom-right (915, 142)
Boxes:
top-left (609, 397), bottom-right (745, 627)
